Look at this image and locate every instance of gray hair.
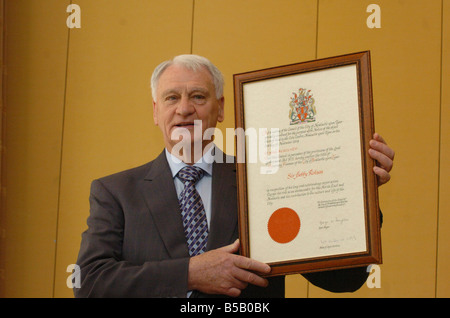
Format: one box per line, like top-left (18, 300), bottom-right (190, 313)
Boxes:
top-left (150, 54), bottom-right (224, 101)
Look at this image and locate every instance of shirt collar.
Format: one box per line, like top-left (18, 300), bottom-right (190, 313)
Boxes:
top-left (165, 145), bottom-right (214, 178)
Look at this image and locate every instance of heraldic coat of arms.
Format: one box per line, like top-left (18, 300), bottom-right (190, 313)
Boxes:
top-left (289, 88), bottom-right (317, 125)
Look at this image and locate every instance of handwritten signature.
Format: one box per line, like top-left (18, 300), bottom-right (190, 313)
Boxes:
top-left (287, 169), bottom-right (324, 180)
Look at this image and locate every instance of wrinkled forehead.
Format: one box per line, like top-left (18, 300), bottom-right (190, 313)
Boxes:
top-left (156, 64), bottom-right (215, 94)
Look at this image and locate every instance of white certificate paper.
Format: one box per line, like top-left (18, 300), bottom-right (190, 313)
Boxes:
top-left (234, 51), bottom-right (381, 275)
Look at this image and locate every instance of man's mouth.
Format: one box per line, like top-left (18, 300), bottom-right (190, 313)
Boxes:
top-left (175, 122), bottom-right (196, 128)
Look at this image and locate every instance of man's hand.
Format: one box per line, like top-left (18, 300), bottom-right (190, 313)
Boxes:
top-left (187, 239), bottom-right (271, 297)
top-left (368, 133), bottom-right (395, 186)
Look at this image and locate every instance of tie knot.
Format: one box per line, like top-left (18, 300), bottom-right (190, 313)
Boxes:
top-left (177, 166), bottom-right (204, 184)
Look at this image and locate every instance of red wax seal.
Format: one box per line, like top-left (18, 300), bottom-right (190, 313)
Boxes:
top-left (267, 207), bottom-right (301, 244)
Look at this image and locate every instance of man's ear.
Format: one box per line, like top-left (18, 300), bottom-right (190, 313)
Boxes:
top-left (217, 96), bottom-right (225, 123)
top-left (152, 100), bottom-right (158, 126)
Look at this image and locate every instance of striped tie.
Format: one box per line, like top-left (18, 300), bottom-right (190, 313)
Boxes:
top-left (177, 166), bottom-right (208, 256)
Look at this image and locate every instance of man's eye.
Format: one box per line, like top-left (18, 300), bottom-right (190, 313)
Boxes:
top-left (165, 95), bottom-right (178, 101)
top-left (192, 95), bottom-right (207, 103)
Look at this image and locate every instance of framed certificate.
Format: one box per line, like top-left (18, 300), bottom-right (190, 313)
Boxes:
top-left (233, 51), bottom-right (381, 276)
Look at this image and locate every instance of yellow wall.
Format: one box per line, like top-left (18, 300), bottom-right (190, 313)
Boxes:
top-left (1, 0), bottom-right (69, 297)
top-left (437, 0), bottom-right (450, 298)
top-left (1, 0), bottom-right (448, 298)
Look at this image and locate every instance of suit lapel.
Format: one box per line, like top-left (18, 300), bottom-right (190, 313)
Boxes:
top-left (140, 151), bottom-right (189, 259)
top-left (140, 149), bottom-right (238, 257)
top-left (207, 152), bottom-right (238, 250)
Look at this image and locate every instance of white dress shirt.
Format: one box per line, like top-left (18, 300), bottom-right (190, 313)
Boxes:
top-left (164, 146), bottom-right (214, 230)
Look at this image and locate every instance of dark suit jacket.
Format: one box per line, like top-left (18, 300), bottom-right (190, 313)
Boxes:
top-left (74, 150), bottom-right (369, 298)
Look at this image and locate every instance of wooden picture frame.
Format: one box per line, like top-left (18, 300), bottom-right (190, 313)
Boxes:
top-left (233, 51), bottom-right (381, 276)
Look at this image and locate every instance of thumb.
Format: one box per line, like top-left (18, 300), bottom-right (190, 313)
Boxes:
top-left (218, 239), bottom-right (240, 254)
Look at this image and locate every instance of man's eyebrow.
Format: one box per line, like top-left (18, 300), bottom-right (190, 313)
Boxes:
top-left (160, 87), bottom-right (209, 95)
top-left (160, 88), bottom-right (181, 97)
top-left (188, 87), bottom-right (209, 94)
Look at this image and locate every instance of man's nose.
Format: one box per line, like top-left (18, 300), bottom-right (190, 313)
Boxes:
top-left (176, 96), bottom-right (195, 116)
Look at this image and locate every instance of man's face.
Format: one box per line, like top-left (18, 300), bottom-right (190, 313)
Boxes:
top-left (152, 64), bottom-right (225, 157)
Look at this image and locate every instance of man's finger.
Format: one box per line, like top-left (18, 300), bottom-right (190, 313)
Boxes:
top-left (373, 132), bottom-right (385, 143)
top-left (233, 255), bottom-right (271, 274)
top-left (233, 267), bottom-right (269, 288)
top-left (369, 139), bottom-right (395, 161)
top-left (371, 133), bottom-right (395, 159)
top-left (373, 166), bottom-right (391, 185)
top-left (369, 148), bottom-right (393, 172)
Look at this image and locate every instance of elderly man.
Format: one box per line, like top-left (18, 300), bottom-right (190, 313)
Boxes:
top-left (74, 54), bottom-right (394, 298)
